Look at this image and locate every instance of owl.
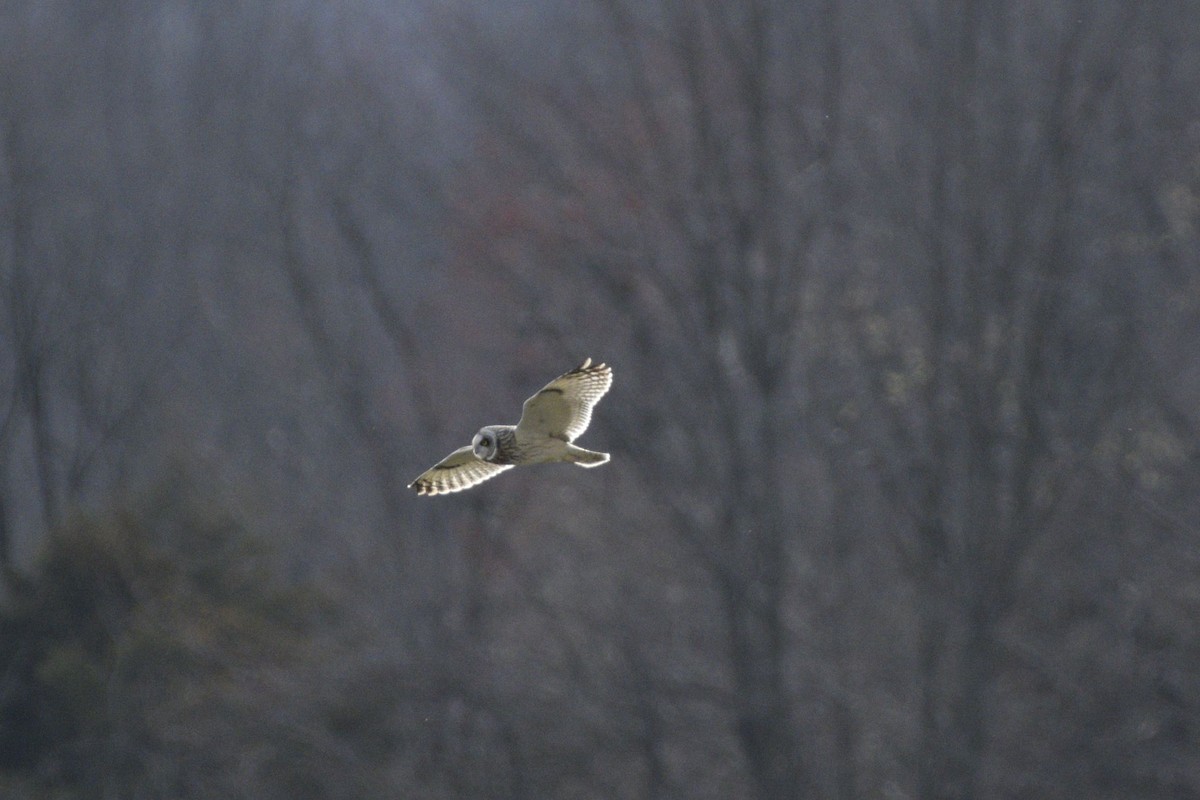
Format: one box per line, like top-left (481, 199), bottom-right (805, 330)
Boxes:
top-left (408, 358), bottom-right (613, 496)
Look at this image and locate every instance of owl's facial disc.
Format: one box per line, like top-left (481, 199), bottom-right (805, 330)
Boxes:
top-left (472, 429), bottom-right (498, 461)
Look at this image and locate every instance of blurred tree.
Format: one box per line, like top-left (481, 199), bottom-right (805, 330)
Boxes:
top-left (0, 474), bottom-right (351, 799)
top-left (0, 1), bottom-right (189, 579)
top-left (838, 2), bottom-right (1200, 798)
top-left (438, 1), bottom-right (848, 796)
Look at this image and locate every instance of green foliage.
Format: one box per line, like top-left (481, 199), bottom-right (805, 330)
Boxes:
top-left (0, 487), bottom-right (334, 797)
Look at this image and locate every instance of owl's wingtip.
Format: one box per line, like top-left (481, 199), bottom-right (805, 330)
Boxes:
top-left (576, 356), bottom-right (610, 372)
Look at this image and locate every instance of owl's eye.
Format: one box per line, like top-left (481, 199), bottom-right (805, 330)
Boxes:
top-left (481, 438), bottom-right (490, 447)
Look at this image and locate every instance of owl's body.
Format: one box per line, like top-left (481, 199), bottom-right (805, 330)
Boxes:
top-left (472, 425), bottom-right (609, 467)
top-left (409, 359), bottom-right (613, 496)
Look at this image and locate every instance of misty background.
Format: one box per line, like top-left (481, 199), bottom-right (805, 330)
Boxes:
top-left (1, 1), bottom-right (1198, 798)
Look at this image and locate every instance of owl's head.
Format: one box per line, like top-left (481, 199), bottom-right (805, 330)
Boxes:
top-left (472, 426), bottom-right (502, 461)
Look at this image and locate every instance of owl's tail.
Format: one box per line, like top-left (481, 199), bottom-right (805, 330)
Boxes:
top-left (565, 445), bottom-right (610, 468)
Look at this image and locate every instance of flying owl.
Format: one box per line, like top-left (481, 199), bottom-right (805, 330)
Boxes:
top-left (408, 358), bottom-right (613, 496)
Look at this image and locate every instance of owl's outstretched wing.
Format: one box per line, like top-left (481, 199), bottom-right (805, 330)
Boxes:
top-left (516, 358), bottom-right (613, 443)
top-left (408, 445), bottom-right (513, 496)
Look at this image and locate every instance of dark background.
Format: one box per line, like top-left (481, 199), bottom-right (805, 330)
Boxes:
top-left (1, 1), bottom-right (1198, 798)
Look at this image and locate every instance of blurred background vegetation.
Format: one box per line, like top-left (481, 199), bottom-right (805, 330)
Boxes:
top-left (1, 1), bottom-right (1198, 798)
